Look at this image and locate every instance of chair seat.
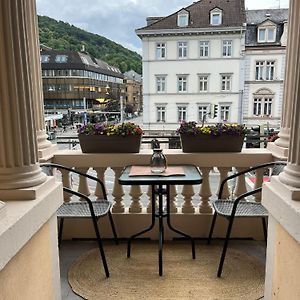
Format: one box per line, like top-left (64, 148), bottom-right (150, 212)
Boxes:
top-left (212, 200), bottom-right (268, 218)
top-left (57, 200), bottom-right (112, 218)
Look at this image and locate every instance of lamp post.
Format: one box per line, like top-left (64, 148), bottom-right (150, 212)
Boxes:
top-left (120, 95), bottom-right (124, 123)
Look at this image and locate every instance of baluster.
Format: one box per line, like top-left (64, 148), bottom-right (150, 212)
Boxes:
top-left (254, 168), bottom-right (264, 202)
top-left (111, 167), bottom-right (125, 213)
top-left (93, 167), bottom-right (107, 199)
top-left (181, 185), bottom-right (195, 213)
top-left (217, 167), bottom-right (231, 199)
top-left (199, 167), bottom-right (213, 213)
top-left (234, 167), bottom-right (248, 198)
top-left (169, 185), bottom-right (178, 213)
top-left (147, 185), bottom-right (153, 213)
top-left (61, 169), bottom-right (71, 202)
top-left (129, 185), bottom-right (143, 213)
top-left (75, 167), bottom-right (90, 200)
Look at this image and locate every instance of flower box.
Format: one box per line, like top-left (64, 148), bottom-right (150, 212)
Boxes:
top-left (78, 122), bottom-right (143, 153)
top-left (177, 122), bottom-right (246, 153)
top-left (78, 134), bottom-right (141, 153)
top-left (180, 133), bottom-right (245, 152)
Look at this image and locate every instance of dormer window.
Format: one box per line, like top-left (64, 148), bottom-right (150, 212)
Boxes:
top-left (40, 55), bottom-right (50, 63)
top-left (210, 8), bottom-right (222, 26)
top-left (257, 21), bottom-right (276, 43)
top-left (177, 10), bottom-right (189, 27)
top-left (55, 55), bottom-right (68, 63)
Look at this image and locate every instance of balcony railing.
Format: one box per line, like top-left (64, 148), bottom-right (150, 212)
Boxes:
top-left (52, 148), bottom-right (273, 240)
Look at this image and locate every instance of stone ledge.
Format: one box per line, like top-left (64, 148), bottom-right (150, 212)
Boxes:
top-left (39, 144), bottom-right (58, 162)
top-left (0, 178), bottom-right (63, 270)
top-left (263, 177), bottom-right (300, 244)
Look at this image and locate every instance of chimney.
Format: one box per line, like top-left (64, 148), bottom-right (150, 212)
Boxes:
top-left (146, 17), bottom-right (163, 26)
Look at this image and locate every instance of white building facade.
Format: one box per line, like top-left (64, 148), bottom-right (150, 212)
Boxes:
top-left (136, 0), bottom-right (246, 132)
top-left (243, 9), bottom-right (288, 129)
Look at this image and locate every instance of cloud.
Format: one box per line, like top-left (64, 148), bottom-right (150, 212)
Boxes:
top-left (36, 0), bottom-right (289, 53)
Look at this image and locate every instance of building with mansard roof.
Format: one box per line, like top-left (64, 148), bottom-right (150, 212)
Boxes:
top-left (136, 0), bottom-right (246, 132)
top-left (40, 49), bottom-right (124, 123)
top-left (243, 9), bottom-right (288, 129)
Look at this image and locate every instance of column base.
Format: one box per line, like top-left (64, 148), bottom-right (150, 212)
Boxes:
top-left (262, 176), bottom-right (300, 299)
top-left (0, 201), bottom-right (6, 219)
top-left (267, 142), bottom-right (289, 160)
top-left (262, 176), bottom-right (300, 241)
top-left (0, 177), bottom-right (56, 201)
top-left (38, 144), bottom-right (58, 162)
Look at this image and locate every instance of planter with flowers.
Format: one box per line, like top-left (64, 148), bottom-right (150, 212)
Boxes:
top-left (177, 122), bottom-right (247, 153)
top-left (78, 122), bottom-right (143, 153)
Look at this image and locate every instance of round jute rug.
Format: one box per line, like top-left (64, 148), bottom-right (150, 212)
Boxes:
top-left (68, 242), bottom-right (264, 300)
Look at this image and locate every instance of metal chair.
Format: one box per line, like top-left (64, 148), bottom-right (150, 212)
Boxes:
top-left (41, 163), bottom-right (118, 278)
top-left (207, 161), bottom-right (286, 277)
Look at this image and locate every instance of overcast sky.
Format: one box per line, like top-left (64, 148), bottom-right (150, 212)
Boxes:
top-left (36, 0), bottom-right (289, 54)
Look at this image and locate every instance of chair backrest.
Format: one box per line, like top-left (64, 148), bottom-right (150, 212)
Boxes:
top-left (270, 163), bottom-right (286, 176)
top-left (40, 162), bottom-right (108, 201)
top-left (219, 161), bottom-right (287, 199)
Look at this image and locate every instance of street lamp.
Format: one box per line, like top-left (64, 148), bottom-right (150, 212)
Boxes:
top-left (120, 95), bottom-right (124, 123)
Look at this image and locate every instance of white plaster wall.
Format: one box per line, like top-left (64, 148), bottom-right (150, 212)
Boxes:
top-left (142, 33), bottom-right (244, 130)
top-left (243, 49), bottom-right (286, 128)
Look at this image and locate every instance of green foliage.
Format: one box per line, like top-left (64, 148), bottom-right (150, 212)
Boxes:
top-left (38, 15), bottom-right (142, 74)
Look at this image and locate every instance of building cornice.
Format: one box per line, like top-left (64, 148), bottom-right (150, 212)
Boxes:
top-left (136, 26), bottom-right (245, 38)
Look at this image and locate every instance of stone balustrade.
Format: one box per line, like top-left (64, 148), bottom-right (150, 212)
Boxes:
top-left (52, 148), bottom-right (273, 240)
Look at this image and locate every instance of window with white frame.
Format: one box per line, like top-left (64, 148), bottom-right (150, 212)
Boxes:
top-left (258, 27), bottom-right (276, 43)
top-left (210, 9), bottom-right (222, 25)
top-left (253, 98), bottom-right (273, 116)
top-left (156, 76), bottom-right (166, 93)
top-left (220, 105), bottom-right (230, 121)
top-left (178, 106), bottom-right (187, 122)
top-left (222, 40), bottom-right (232, 57)
top-left (178, 42), bottom-right (188, 59)
top-left (255, 61), bottom-right (275, 80)
top-left (255, 61), bottom-right (265, 80)
top-left (40, 55), bottom-right (50, 63)
top-left (55, 55), bottom-right (68, 63)
top-left (156, 43), bottom-right (166, 59)
top-left (199, 75), bottom-right (209, 92)
top-left (221, 75), bottom-right (231, 91)
top-left (178, 12), bottom-right (189, 27)
top-left (178, 75), bottom-right (187, 92)
top-left (266, 61), bottom-right (275, 80)
top-left (157, 106), bottom-right (166, 122)
top-left (199, 41), bottom-right (209, 57)
top-left (198, 105), bottom-right (208, 122)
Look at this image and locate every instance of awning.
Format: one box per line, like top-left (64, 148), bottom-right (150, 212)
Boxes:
top-left (95, 98), bottom-right (110, 104)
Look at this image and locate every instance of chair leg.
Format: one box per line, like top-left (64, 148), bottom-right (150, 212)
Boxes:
top-left (262, 217), bottom-right (267, 245)
top-left (207, 212), bottom-right (218, 245)
top-left (91, 215), bottom-right (110, 277)
top-left (217, 216), bottom-right (235, 278)
top-left (108, 211), bottom-right (118, 245)
top-left (58, 218), bottom-right (64, 249)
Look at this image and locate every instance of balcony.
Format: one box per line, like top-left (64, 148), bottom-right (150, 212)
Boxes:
top-left (51, 148), bottom-right (271, 299)
top-left (1, 0), bottom-right (300, 299)
top-left (52, 148), bottom-right (272, 240)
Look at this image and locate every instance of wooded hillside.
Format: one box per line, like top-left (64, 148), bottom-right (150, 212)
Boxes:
top-left (38, 15), bottom-right (142, 74)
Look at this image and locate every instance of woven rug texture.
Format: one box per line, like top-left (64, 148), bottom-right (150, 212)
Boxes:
top-left (68, 242), bottom-right (264, 300)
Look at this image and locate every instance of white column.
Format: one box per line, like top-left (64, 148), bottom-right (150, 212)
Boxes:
top-left (263, 3), bottom-right (300, 297)
top-left (277, 0), bottom-right (300, 192)
top-left (26, 0), bottom-right (56, 161)
top-left (267, 3), bottom-right (293, 158)
top-left (0, 0), bottom-right (46, 199)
